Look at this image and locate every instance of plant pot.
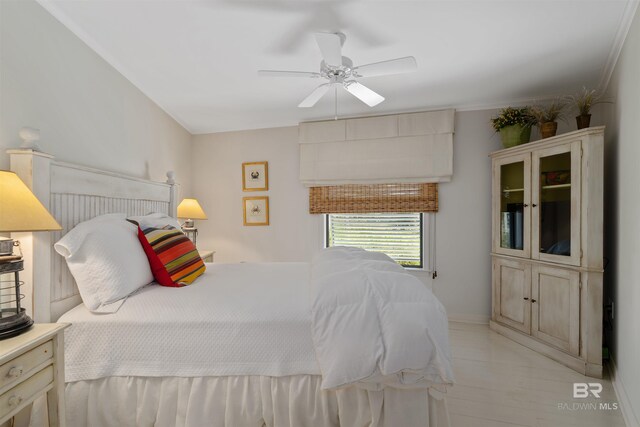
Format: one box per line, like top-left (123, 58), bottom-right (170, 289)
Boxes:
top-left (540, 121), bottom-right (558, 139)
top-left (576, 114), bottom-right (591, 130)
top-left (499, 124), bottom-right (532, 148)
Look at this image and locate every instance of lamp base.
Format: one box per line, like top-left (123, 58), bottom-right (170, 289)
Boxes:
top-left (0, 308), bottom-right (34, 340)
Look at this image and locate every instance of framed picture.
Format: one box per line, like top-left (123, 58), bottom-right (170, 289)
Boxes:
top-left (243, 196), bottom-right (269, 226)
top-left (242, 161), bottom-right (268, 191)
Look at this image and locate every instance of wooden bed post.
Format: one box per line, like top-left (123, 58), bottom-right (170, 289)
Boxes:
top-left (8, 149), bottom-right (55, 322)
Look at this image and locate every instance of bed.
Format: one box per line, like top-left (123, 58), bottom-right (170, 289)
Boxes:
top-left (8, 149), bottom-right (453, 427)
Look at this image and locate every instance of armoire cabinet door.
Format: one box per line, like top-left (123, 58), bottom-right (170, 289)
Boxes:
top-left (492, 154), bottom-right (531, 258)
top-left (531, 265), bottom-right (580, 355)
top-left (531, 141), bottom-right (582, 266)
top-left (493, 258), bottom-right (531, 334)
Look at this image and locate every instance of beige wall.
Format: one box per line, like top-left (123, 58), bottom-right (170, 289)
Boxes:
top-left (191, 126), bottom-right (322, 264)
top-left (603, 5), bottom-right (640, 425)
top-left (0, 0), bottom-right (192, 196)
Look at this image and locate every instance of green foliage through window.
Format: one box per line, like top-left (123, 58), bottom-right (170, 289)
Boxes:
top-left (326, 213), bottom-right (423, 268)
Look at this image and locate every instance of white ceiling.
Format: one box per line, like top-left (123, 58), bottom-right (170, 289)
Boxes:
top-left (38, 0), bottom-right (636, 134)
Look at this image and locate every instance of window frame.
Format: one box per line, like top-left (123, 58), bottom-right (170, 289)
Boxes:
top-left (324, 212), bottom-right (433, 271)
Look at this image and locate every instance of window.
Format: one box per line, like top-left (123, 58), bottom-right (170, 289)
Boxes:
top-left (326, 213), bottom-right (424, 268)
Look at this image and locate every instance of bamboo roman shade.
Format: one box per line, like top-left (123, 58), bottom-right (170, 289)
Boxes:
top-left (299, 109), bottom-right (455, 187)
top-left (309, 183), bottom-right (438, 214)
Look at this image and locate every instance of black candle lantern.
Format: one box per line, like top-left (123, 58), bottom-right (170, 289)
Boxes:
top-left (0, 256), bottom-right (32, 339)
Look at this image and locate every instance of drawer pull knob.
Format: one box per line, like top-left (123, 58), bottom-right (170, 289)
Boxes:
top-left (7, 366), bottom-right (23, 378)
top-left (8, 395), bottom-right (23, 407)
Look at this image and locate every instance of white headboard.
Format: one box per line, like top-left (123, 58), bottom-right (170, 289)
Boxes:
top-left (8, 149), bottom-right (177, 321)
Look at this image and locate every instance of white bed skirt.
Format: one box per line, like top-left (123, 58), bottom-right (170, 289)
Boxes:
top-left (62, 375), bottom-right (450, 427)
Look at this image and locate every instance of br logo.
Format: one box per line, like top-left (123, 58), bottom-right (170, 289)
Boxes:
top-left (573, 383), bottom-right (603, 398)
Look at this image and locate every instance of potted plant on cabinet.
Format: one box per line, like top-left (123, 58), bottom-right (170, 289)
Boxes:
top-left (566, 87), bottom-right (608, 130)
top-left (531, 99), bottom-right (566, 139)
top-left (491, 106), bottom-right (535, 149)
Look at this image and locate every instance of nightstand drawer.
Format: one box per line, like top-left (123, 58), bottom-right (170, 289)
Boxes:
top-left (0, 340), bottom-right (53, 391)
top-left (0, 365), bottom-right (53, 420)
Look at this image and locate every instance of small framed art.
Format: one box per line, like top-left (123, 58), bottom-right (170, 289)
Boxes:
top-left (243, 196), bottom-right (269, 226)
top-left (242, 161), bottom-right (268, 191)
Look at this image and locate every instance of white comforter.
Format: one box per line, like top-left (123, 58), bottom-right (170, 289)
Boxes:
top-left (311, 247), bottom-right (454, 390)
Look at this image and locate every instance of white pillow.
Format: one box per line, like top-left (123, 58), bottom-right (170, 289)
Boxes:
top-left (54, 213), bottom-right (153, 313)
top-left (128, 212), bottom-right (182, 230)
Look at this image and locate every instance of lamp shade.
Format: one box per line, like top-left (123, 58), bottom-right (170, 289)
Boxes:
top-left (0, 170), bottom-right (61, 232)
top-left (177, 198), bottom-right (207, 220)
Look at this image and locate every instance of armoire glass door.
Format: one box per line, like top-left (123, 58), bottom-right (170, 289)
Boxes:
top-left (494, 153), bottom-right (530, 258)
top-left (532, 142), bottom-right (581, 266)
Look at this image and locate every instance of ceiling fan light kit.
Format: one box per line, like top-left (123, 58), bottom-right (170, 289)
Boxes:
top-left (258, 32), bottom-right (417, 110)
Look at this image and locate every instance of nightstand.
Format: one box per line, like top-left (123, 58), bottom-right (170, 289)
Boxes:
top-left (0, 323), bottom-right (69, 427)
top-left (199, 250), bottom-right (215, 263)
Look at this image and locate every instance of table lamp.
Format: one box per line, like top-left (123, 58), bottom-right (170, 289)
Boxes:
top-left (0, 170), bottom-right (61, 339)
top-left (177, 198), bottom-right (207, 246)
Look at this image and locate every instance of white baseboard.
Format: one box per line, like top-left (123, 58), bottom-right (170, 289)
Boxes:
top-left (609, 357), bottom-right (640, 427)
top-left (447, 313), bottom-right (490, 324)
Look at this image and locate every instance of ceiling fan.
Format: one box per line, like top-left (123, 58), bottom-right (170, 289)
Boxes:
top-left (258, 32), bottom-right (417, 108)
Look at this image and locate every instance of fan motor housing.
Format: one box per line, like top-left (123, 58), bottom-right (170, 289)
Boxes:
top-left (320, 56), bottom-right (353, 83)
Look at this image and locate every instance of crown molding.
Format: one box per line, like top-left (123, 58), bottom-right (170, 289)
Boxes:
top-left (598, 0), bottom-right (640, 93)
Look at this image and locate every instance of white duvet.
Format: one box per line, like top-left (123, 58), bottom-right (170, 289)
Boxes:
top-left (311, 247), bottom-right (454, 390)
top-left (60, 249), bottom-right (453, 391)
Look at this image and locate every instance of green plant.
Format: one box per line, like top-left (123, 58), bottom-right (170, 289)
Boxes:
top-left (491, 107), bottom-right (535, 131)
top-left (566, 87), bottom-right (608, 116)
top-left (530, 99), bottom-right (567, 124)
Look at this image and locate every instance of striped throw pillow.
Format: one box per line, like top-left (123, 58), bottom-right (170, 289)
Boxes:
top-left (136, 225), bottom-right (205, 287)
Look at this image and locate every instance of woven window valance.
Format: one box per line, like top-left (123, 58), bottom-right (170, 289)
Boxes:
top-left (309, 183), bottom-right (438, 214)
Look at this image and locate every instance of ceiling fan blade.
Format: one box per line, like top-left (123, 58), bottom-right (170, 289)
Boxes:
top-left (315, 32), bottom-right (343, 67)
top-left (298, 84), bottom-right (331, 108)
top-left (343, 81), bottom-right (385, 107)
top-left (258, 70), bottom-right (321, 78)
top-left (353, 56), bottom-right (417, 78)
